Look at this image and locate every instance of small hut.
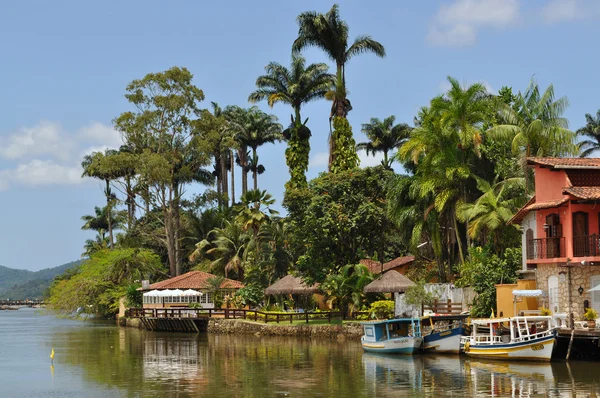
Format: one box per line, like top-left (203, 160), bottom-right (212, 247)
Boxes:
top-left (364, 271), bottom-right (415, 294)
top-left (264, 275), bottom-right (320, 310)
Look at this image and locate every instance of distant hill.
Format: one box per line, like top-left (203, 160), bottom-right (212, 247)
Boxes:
top-left (0, 260), bottom-right (82, 300)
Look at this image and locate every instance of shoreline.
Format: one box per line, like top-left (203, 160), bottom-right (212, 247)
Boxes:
top-left (121, 317), bottom-right (364, 340)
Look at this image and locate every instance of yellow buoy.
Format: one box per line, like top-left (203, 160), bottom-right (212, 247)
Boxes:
top-left (50, 348), bottom-right (55, 360)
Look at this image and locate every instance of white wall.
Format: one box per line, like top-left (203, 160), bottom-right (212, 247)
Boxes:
top-left (521, 211), bottom-right (537, 272)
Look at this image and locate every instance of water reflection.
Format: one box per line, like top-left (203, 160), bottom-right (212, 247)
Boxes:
top-left (4, 310), bottom-right (600, 397)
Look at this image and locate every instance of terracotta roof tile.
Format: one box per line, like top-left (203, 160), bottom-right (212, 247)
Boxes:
top-left (525, 197), bottom-right (569, 211)
top-left (508, 196), bottom-right (536, 225)
top-left (146, 271), bottom-right (243, 290)
top-left (528, 157), bottom-right (600, 169)
top-left (382, 256), bottom-right (415, 272)
top-left (360, 259), bottom-right (382, 274)
top-left (564, 187), bottom-right (600, 200)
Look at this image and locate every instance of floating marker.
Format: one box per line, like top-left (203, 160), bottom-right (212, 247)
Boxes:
top-left (50, 348), bottom-right (55, 361)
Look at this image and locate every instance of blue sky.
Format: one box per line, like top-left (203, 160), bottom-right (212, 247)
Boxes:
top-left (1, 0), bottom-right (599, 271)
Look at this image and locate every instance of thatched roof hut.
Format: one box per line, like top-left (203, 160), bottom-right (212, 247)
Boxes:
top-left (363, 271), bottom-right (415, 294)
top-left (264, 275), bottom-right (320, 295)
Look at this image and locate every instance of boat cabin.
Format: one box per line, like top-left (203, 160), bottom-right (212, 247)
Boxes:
top-left (362, 318), bottom-right (422, 343)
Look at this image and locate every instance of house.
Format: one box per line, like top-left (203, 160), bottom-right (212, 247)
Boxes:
top-left (141, 271), bottom-right (243, 309)
top-left (360, 256), bottom-right (415, 275)
top-left (509, 157), bottom-right (600, 323)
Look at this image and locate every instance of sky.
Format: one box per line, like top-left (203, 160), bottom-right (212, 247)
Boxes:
top-left (1, 0), bottom-right (599, 271)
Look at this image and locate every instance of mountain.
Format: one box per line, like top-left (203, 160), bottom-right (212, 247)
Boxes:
top-left (0, 260), bottom-right (82, 300)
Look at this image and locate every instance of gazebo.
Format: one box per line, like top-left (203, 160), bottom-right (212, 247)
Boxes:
top-left (264, 275), bottom-right (320, 310)
top-left (363, 271), bottom-right (415, 294)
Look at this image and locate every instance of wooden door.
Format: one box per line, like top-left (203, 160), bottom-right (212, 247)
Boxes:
top-left (573, 212), bottom-right (589, 257)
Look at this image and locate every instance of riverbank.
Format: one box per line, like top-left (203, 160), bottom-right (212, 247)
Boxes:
top-left (120, 317), bottom-right (364, 340)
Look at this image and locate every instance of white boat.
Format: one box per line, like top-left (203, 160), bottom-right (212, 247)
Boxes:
top-left (422, 314), bottom-right (468, 354)
top-left (361, 318), bottom-right (423, 355)
top-left (461, 316), bottom-right (556, 361)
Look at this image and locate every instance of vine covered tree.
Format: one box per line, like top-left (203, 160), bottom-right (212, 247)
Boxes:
top-left (249, 54), bottom-right (334, 189)
top-left (293, 4), bottom-right (385, 172)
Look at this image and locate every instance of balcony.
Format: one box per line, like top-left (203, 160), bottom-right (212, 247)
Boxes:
top-left (527, 237), bottom-right (565, 260)
top-left (573, 234), bottom-right (600, 257)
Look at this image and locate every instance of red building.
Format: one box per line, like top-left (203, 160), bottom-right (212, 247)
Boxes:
top-left (510, 157), bottom-right (600, 323)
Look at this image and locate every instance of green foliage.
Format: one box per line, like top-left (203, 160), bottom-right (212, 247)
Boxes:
top-left (234, 285), bottom-right (265, 308)
top-left (331, 117), bottom-right (359, 173)
top-left (358, 116), bottom-right (412, 169)
top-left (369, 300), bottom-right (395, 319)
top-left (285, 167), bottom-right (394, 282)
top-left (285, 123), bottom-right (311, 190)
top-left (320, 264), bottom-right (374, 314)
top-left (456, 247), bottom-right (521, 317)
top-left (403, 281), bottom-right (436, 308)
top-left (47, 249), bottom-right (166, 318)
top-left (584, 307), bottom-right (598, 321)
top-left (125, 284), bottom-right (142, 308)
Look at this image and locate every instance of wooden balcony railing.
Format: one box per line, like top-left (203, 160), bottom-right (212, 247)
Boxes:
top-left (527, 237), bottom-right (565, 260)
top-left (573, 234), bottom-right (600, 257)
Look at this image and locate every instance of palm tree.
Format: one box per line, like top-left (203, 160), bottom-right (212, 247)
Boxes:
top-left (234, 107), bottom-right (282, 191)
top-left (234, 189), bottom-right (279, 256)
top-left (358, 116), bottom-right (412, 169)
top-left (577, 110), bottom-right (600, 157)
top-left (81, 150), bottom-right (119, 249)
top-left (487, 78), bottom-right (577, 173)
top-left (457, 178), bottom-right (525, 252)
top-left (293, 4), bottom-right (385, 171)
top-left (190, 221), bottom-right (249, 280)
top-left (249, 54), bottom-right (335, 188)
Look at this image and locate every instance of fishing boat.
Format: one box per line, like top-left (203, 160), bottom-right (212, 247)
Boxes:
top-left (421, 314), bottom-right (468, 354)
top-left (460, 316), bottom-right (556, 361)
top-left (361, 318), bottom-right (423, 355)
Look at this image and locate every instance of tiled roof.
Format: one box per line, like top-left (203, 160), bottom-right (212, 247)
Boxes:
top-left (360, 256), bottom-right (415, 274)
top-left (564, 187), bottom-right (600, 200)
top-left (360, 259), bottom-right (382, 274)
top-left (528, 157), bottom-right (600, 169)
top-left (146, 271), bottom-right (244, 290)
top-left (507, 196), bottom-right (536, 225)
top-left (525, 198), bottom-right (569, 211)
top-left (383, 256), bottom-right (415, 272)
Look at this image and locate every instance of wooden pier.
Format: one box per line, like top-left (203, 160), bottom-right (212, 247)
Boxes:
top-left (554, 328), bottom-right (600, 360)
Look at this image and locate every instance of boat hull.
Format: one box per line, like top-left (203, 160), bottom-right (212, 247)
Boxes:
top-left (464, 334), bottom-right (556, 361)
top-left (423, 327), bottom-right (464, 354)
top-left (362, 337), bottom-right (423, 355)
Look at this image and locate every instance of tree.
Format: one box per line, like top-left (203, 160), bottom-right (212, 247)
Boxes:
top-left (249, 54), bottom-right (335, 189)
top-left (82, 150), bottom-right (119, 249)
top-left (321, 263), bottom-right (374, 314)
top-left (487, 78), bottom-right (577, 175)
top-left (577, 110), bottom-right (600, 157)
top-left (358, 116), bottom-right (412, 169)
top-left (113, 67), bottom-right (214, 276)
top-left (293, 4), bottom-right (385, 172)
top-left (81, 205), bottom-right (126, 256)
top-left (234, 189), bottom-right (279, 251)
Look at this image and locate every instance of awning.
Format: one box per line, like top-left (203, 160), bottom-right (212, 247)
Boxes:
top-left (143, 290), bottom-right (161, 297)
top-left (170, 289), bottom-right (184, 296)
top-left (588, 285), bottom-right (600, 293)
top-left (512, 289), bottom-right (544, 297)
top-left (182, 289), bottom-right (202, 296)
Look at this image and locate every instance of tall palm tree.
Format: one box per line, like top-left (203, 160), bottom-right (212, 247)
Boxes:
top-left (234, 108), bottom-right (282, 191)
top-left (249, 54), bottom-right (335, 188)
top-left (577, 110), bottom-right (600, 157)
top-left (358, 116), bottom-right (412, 169)
top-left (234, 189), bottom-right (279, 257)
top-left (81, 150), bottom-right (119, 249)
top-left (487, 79), bottom-right (577, 169)
top-left (293, 4), bottom-right (385, 171)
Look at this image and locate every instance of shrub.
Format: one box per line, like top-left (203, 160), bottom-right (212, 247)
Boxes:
top-left (125, 284), bottom-right (142, 308)
top-left (584, 307), bottom-right (598, 321)
top-left (370, 300), bottom-right (395, 319)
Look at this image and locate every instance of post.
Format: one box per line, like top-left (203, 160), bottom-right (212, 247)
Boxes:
top-left (276, 314), bottom-right (280, 324)
top-left (306, 311), bottom-right (309, 324)
top-left (290, 314), bottom-right (293, 324)
top-left (568, 263), bottom-right (574, 329)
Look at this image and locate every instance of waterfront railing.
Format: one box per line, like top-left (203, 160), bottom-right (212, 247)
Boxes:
top-left (126, 308), bottom-right (370, 324)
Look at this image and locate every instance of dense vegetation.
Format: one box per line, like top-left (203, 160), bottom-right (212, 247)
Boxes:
top-left (0, 261), bottom-right (81, 300)
top-left (48, 4), bottom-right (594, 318)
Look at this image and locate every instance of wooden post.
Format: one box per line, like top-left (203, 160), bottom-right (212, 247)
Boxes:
top-left (566, 329), bottom-right (576, 360)
top-left (276, 314), bottom-right (280, 324)
top-left (290, 314), bottom-right (293, 324)
top-left (328, 312), bottom-right (331, 323)
top-left (306, 311), bottom-right (309, 324)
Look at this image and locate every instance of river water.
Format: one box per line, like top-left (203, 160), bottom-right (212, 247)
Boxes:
top-left (1, 308), bottom-right (600, 397)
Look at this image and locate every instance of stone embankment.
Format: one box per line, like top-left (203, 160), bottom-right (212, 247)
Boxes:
top-left (207, 319), bottom-right (364, 340)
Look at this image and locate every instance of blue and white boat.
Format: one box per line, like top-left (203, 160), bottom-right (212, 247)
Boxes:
top-left (361, 318), bottom-right (423, 355)
top-left (422, 314), bottom-right (468, 354)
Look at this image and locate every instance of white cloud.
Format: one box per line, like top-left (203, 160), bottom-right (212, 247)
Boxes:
top-left (427, 0), bottom-right (520, 47)
top-left (309, 152), bottom-right (329, 169)
top-left (0, 120), bottom-right (121, 190)
top-left (357, 150), bottom-right (385, 168)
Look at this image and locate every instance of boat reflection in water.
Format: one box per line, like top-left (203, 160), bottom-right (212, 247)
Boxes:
top-left (362, 352), bottom-right (600, 396)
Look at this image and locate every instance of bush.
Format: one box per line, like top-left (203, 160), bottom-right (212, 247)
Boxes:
top-left (234, 285), bottom-right (264, 308)
top-left (370, 300), bottom-right (395, 319)
top-left (125, 284), bottom-right (142, 308)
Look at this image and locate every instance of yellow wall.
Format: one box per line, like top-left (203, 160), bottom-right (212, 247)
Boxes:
top-left (495, 280), bottom-right (537, 317)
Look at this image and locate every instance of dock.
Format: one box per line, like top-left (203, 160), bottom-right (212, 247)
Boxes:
top-left (554, 328), bottom-right (600, 360)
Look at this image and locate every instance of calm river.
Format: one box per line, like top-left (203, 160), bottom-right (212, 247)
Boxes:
top-left (1, 308), bottom-right (600, 397)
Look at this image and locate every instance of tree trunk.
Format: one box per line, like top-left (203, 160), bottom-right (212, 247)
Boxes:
top-left (215, 154), bottom-right (222, 209)
top-left (221, 152), bottom-right (228, 208)
top-left (164, 186), bottom-right (176, 276)
top-left (105, 180), bottom-right (114, 249)
top-left (230, 150), bottom-right (235, 204)
top-left (240, 147), bottom-right (248, 196)
top-left (252, 149), bottom-right (258, 191)
top-left (453, 212), bottom-right (465, 265)
top-left (174, 183), bottom-right (182, 276)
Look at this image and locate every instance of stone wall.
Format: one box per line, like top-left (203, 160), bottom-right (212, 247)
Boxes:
top-left (537, 263), bottom-right (600, 322)
top-left (207, 319), bottom-right (364, 340)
